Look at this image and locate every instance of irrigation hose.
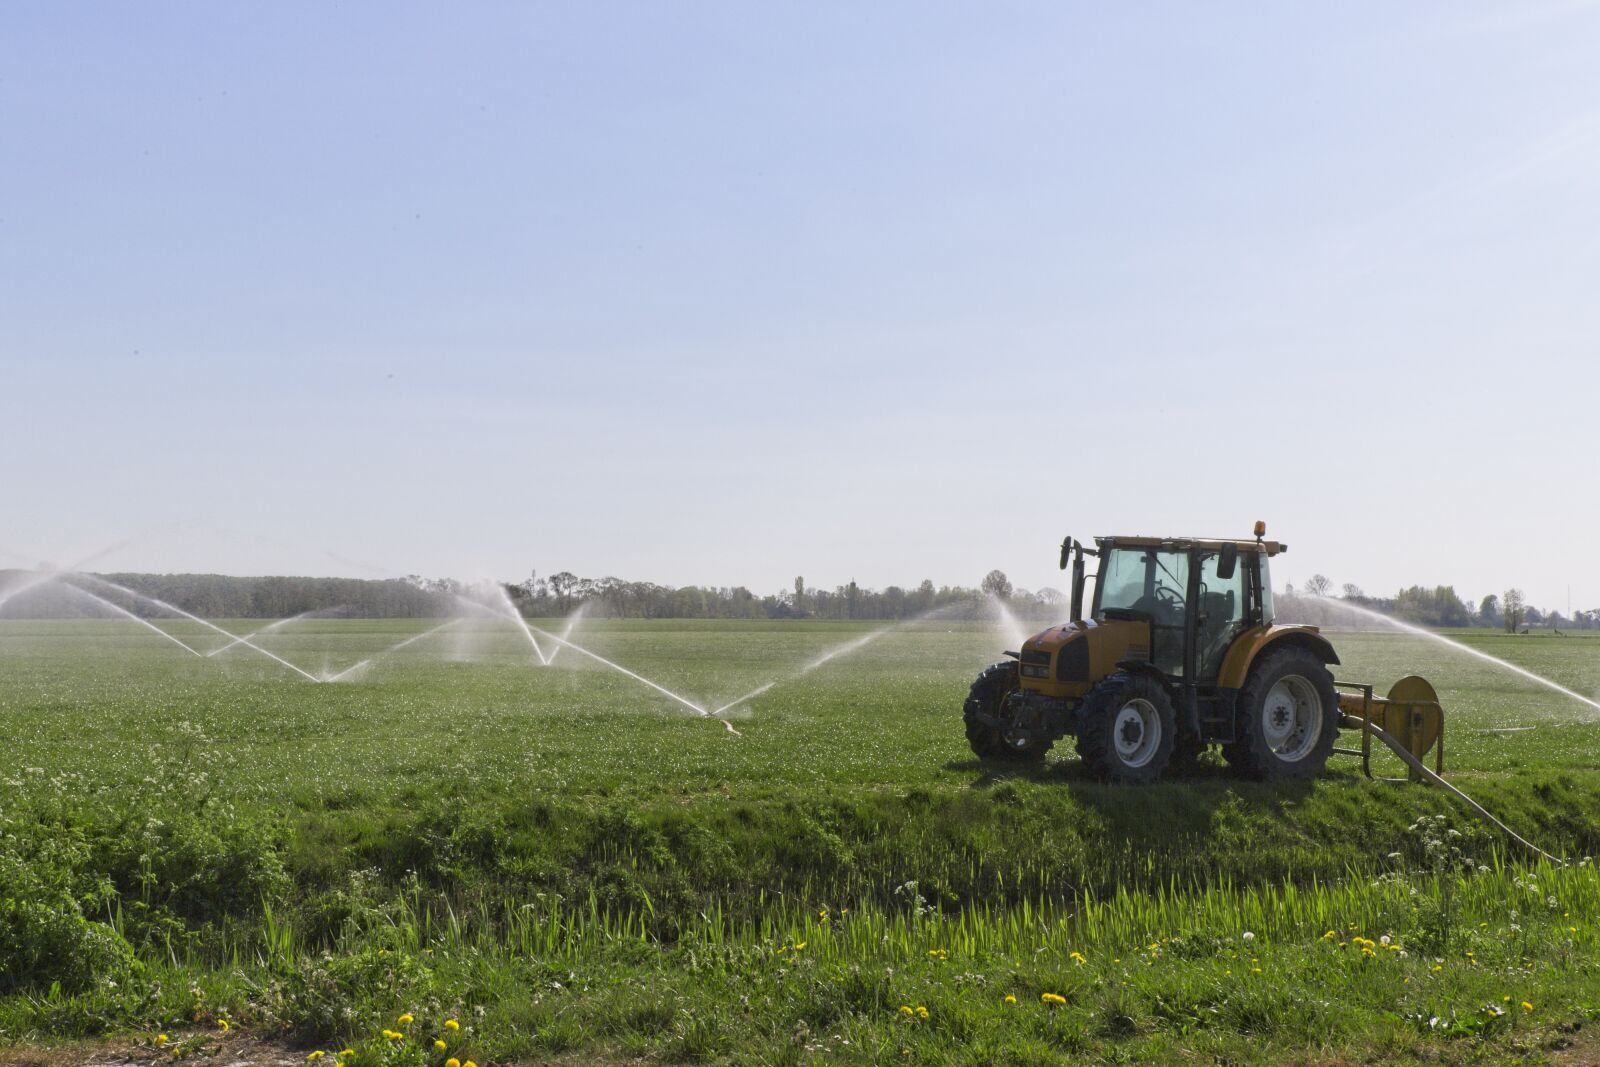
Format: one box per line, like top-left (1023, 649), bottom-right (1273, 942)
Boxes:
top-left (1344, 715), bottom-right (1566, 866)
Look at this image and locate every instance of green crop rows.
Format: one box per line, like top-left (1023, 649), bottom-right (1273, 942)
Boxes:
top-left (3, 619), bottom-right (1599, 1063)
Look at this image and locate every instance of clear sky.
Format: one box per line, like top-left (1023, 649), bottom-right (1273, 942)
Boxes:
top-left (4, 2), bottom-right (1599, 611)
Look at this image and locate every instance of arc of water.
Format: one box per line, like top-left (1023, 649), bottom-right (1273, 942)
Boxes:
top-left (0, 536), bottom-right (143, 613)
top-left (324, 619), bottom-right (460, 682)
top-left (522, 621), bottom-right (710, 716)
top-left (74, 574), bottom-right (323, 683)
top-left (708, 604), bottom-right (963, 719)
top-left (63, 583), bottom-right (204, 657)
top-left (1314, 596), bottom-right (1600, 716)
top-left (710, 682), bottom-right (773, 717)
top-left (0, 571), bottom-right (66, 614)
top-left (988, 592), bottom-right (1030, 649)
top-left (488, 587), bottom-right (550, 664)
top-left (207, 608), bottom-right (331, 658)
top-left (450, 590), bottom-right (554, 665)
top-left (545, 603), bottom-right (587, 665)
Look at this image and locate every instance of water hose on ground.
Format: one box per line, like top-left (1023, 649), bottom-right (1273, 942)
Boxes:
top-left (1346, 715), bottom-right (1565, 865)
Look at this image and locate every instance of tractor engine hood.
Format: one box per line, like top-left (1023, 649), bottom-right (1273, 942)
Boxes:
top-left (1017, 618), bottom-right (1151, 697)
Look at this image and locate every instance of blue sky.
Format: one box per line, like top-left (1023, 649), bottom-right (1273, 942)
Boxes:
top-left (4, 2), bottom-right (1600, 609)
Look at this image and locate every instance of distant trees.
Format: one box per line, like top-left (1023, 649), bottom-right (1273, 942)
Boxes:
top-left (4, 566), bottom-right (1584, 631)
top-left (547, 572), bottom-right (579, 614)
top-left (981, 570), bottom-right (1014, 600)
top-left (1393, 585), bottom-right (1471, 627)
top-left (1303, 574), bottom-right (1333, 598)
top-left (1502, 588), bottom-right (1526, 633)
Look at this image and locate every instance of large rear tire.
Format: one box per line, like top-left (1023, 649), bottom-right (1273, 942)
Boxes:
top-left (1075, 674), bottom-right (1176, 784)
top-left (1223, 647), bottom-right (1339, 781)
top-left (964, 661), bottom-right (1052, 762)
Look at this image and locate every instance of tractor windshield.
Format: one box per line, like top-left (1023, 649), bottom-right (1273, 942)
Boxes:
top-left (1096, 547), bottom-right (1188, 627)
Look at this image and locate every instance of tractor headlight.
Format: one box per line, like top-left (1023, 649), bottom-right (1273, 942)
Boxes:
top-left (1019, 650), bottom-right (1051, 679)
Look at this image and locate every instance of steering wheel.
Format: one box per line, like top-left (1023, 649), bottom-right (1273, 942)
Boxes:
top-left (1130, 586), bottom-right (1184, 623)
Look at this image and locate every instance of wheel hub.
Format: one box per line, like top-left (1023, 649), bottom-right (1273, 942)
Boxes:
top-left (1111, 698), bottom-right (1161, 768)
top-left (1261, 674), bottom-right (1324, 761)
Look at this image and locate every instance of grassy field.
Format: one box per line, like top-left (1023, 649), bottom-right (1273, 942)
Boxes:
top-left (3, 617), bottom-right (1600, 1064)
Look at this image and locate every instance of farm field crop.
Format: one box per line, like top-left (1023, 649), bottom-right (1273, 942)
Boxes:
top-left (4, 618), bottom-right (1600, 1064)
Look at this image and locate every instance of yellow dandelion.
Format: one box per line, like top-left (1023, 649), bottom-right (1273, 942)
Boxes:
top-left (339, 1052), bottom-right (354, 1058)
top-left (464, 1061), bottom-right (477, 1067)
top-left (1432, 964), bottom-right (1443, 973)
top-left (899, 1005), bottom-right (914, 1016)
top-left (434, 1040), bottom-right (448, 1051)
top-left (444, 1020), bottom-right (460, 1031)
top-left (916, 1006), bottom-right (929, 1019)
top-left (308, 1053), bottom-right (325, 1062)
top-left (156, 1035), bottom-right (169, 1045)
top-left (1003, 995), bottom-right (1016, 1004)
top-left (446, 1060), bottom-right (461, 1067)
top-left (1522, 1001), bottom-right (1534, 1013)
top-left (217, 1019), bottom-right (230, 1032)
top-left (397, 1014), bottom-right (414, 1026)
top-left (1041, 992), bottom-right (1066, 1006)
top-left (1069, 951), bottom-right (1086, 965)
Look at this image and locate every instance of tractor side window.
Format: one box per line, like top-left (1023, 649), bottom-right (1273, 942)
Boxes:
top-left (1197, 550), bottom-right (1249, 680)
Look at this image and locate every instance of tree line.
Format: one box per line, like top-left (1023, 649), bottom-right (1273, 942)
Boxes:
top-left (1285, 575), bottom-right (1589, 632)
top-left (505, 568), bottom-right (1060, 620)
top-left (1, 566), bottom-right (1581, 631)
top-left (0, 568), bottom-right (1064, 622)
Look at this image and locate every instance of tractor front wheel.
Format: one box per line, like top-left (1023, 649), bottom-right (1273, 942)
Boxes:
top-left (1224, 647), bottom-right (1339, 780)
top-left (1075, 674), bottom-right (1176, 784)
top-left (964, 661), bottom-right (1052, 762)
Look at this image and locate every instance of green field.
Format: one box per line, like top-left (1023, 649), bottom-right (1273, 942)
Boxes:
top-left (3, 618), bottom-right (1600, 1064)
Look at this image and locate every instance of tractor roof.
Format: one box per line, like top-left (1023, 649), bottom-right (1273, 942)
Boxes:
top-left (1097, 535), bottom-right (1287, 557)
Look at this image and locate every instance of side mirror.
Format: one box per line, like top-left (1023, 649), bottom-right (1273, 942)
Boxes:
top-left (1059, 537), bottom-right (1073, 571)
top-left (1216, 543), bottom-right (1238, 581)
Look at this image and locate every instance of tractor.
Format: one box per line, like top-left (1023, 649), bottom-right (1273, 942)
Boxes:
top-left (964, 523), bottom-right (1348, 783)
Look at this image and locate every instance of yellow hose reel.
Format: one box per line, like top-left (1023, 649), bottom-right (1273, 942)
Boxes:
top-left (1334, 675), bottom-right (1445, 781)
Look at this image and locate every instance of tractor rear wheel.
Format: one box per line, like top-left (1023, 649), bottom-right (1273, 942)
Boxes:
top-left (964, 661), bottom-right (1052, 762)
top-left (1075, 674), bottom-right (1176, 784)
top-left (1224, 647), bottom-right (1339, 781)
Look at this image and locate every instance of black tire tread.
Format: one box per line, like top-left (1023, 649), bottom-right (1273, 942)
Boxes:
top-left (964, 661), bottom-right (1052, 762)
top-left (1223, 647), bottom-right (1339, 781)
top-left (1074, 673), bottom-right (1176, 784)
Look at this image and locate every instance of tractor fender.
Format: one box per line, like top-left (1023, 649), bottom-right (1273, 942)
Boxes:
top-left (1216, 625), bottom-right (1340, 689)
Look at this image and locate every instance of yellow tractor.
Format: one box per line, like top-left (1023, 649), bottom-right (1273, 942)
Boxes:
top-left (966, 524), bottom-right (1354, 782)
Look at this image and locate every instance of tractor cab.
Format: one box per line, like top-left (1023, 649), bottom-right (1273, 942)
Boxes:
top-left (1090, 535), bottom-right (1275, 683)
top-left (965, 524), bottom-right (1343, 783)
